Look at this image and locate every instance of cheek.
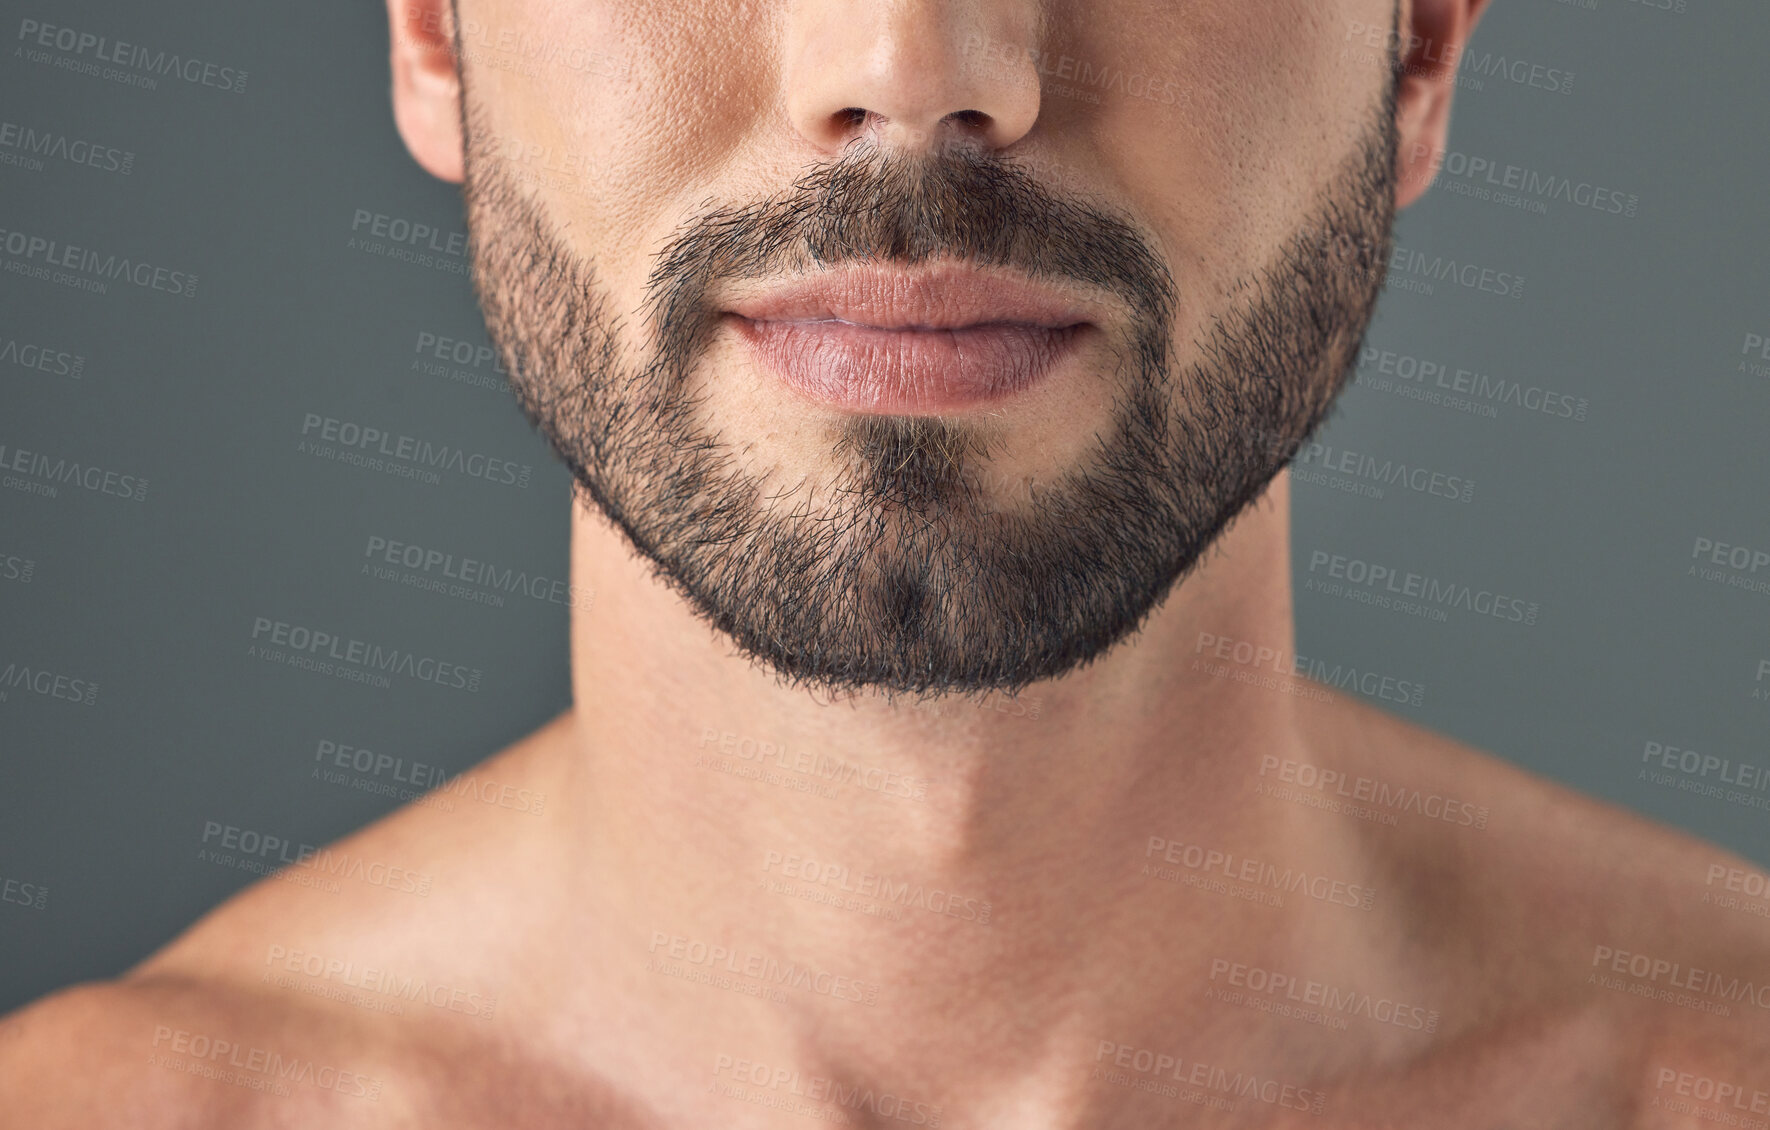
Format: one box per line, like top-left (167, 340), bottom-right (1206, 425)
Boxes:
top-left (469, 0), bottom-right (776, 307)
top-left (1063, 2), bottom-right (1386, 317)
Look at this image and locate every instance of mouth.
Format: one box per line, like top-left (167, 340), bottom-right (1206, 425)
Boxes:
top-left (720, 264), bottom-right (1104, 414)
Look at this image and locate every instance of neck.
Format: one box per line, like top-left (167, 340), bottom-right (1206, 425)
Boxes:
top-left (553, 471), bottom-right (1383, 1123)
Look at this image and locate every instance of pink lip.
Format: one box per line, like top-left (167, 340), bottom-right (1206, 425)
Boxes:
top-left (722, 265), bottom-right (1100, 414)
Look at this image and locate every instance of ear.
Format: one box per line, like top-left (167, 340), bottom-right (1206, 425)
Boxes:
top-left (1394, 0), bottom-right (1492, 209)
top-left (387, 0), bottom-right (465, 183)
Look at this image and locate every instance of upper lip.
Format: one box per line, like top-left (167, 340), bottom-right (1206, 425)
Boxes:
top-left (720, 263), bottom-right (1109, 331)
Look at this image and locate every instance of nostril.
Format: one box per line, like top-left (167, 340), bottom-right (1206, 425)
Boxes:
top-left (947, 109), bottom-right (991, 131)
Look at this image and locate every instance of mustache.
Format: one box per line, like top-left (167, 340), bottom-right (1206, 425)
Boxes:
top-left (639, 142), bottom-right (1178, 385)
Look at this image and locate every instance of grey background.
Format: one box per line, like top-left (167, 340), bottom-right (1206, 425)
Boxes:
top-left (1, 0), bottom-right (1765, 1013)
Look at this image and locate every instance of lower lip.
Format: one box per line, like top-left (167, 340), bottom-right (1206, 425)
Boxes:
top-left (729, 316), bottom-right (1086, 414)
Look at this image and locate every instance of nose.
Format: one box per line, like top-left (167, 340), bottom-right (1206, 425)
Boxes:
top-left (783, 1), bottom-right (1043, 155)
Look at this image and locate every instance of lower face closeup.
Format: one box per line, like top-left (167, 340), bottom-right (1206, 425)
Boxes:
top-left (453, 0), bottom-right (1402, 697)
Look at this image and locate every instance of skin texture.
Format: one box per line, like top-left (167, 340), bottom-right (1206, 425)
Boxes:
top-left (5, 0), bottom-right (1770, 1126)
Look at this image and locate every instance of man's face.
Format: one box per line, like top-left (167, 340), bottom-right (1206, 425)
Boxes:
top-left (446, 0), bottom-right (1401, 698)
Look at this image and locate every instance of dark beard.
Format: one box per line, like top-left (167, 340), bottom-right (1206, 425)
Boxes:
top-left (460, 91), bottom-right (1396, 702)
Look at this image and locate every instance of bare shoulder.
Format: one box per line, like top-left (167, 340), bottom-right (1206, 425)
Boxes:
top-left (0, 975), bottom-right (414, 1128)
top-left (0, 710), bottom-right (586, 1128)
top-left (141, 708), bottom-right (578, 977)
top-left (1316, 689), bottom-right (1770, 1111)
top-left (1315, 685), bottom-right (1768, 933)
